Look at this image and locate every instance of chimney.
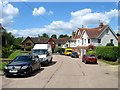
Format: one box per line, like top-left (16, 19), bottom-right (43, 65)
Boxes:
top-left (99, 22), bottom-right (104, 28)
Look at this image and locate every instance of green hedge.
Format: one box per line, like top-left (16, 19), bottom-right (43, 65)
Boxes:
top-left (54, 48), bottom-right (65, 54)
top-left (96, 46), bottom-right (120, 62)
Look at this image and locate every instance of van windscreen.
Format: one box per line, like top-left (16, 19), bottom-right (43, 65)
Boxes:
top-left (33, 49), bottom-right (47, 55)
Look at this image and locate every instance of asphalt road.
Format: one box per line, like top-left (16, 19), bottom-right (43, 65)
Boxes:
top-left (1, 55), bottom-right (118, 88)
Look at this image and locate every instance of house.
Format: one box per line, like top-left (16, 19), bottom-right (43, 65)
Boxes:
top-left (69, 22), bottom-right (118, 56)
top-left (21, 37), bottom-right (56, 51)
top-left (54, 37), bottom-right (70, 48)
top-left (70, 22), bottom-right (118, 47)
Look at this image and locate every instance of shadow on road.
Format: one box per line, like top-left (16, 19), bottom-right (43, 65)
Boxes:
top-left (41, 61), bottom-right (57, 67)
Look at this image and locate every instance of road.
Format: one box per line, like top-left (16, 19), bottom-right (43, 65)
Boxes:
top-left (1, 55), bottom-right (118, 88)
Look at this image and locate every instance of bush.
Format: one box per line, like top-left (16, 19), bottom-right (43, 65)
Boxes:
top-left (54, 48), bottom-right (65, 54)
top-left (87, 50), bottom-right (95, 55)
top-left (106, 43), bottom-right (114, 46)
top-left (26, 46), bottom-right (33, 51)
top-left (96, 46), bottom-right (119, 62)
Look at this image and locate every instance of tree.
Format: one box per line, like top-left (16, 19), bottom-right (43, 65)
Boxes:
top-left (58, 34), bottom-right (69, 38)
top-left (40, 33), bottom-right (49, 38)
top-left (13, 37), bottom-right (23, 49)
top-left (51, 34), bottom-right (57, 39)
top-left (117, 33), bottom-right (120, 36)
top-left (106, 43), bottom-right (114, 46)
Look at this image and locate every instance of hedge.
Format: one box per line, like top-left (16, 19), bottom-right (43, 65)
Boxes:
top-left (96, 46), bottom-right (120, 62)
top-left (54, 48), bottom-right (65, 54)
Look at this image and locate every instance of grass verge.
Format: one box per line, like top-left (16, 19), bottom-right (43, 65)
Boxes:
top-left (98, 59), bottom-right (120, 65)
top-left (8, 50), bottom-right (30, 60)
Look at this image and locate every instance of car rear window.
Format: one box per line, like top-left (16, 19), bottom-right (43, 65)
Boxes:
top-left (88, 55), bottom-right (96, 58)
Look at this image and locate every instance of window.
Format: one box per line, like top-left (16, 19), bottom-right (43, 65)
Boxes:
top-left (26, 43), bottom-right (31, 46)
top-left (98, 39), bottom-right (101, 43)
top-left (110, 39), bottom-right (113, 44)
top-left (88, 39), bottom-right (90, 43)
top-left (84, 39), bottom-right (86, 43)
top-left (106, 29), bottom-right (109, 33)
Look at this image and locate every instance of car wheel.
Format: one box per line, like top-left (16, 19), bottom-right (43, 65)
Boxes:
top-left (82, 59), bottom-right (84, 62)
top-left (50, 57), bottom-right (53, 63)
top-left (27, 67), bottom-right (32, 76)
top-left (38, 63), bottom-right (41, 70)
top-left (45, 60), bottom-right (49, 65)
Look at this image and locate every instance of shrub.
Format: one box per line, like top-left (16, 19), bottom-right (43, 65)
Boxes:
top-left (87, 50), bottom-right (95, 55)
top-left (106, 43), bottom-right (114, 46)
top-left (26, 46), bottom-right (33, 51)
top-left (54, 48), bottom-right (65, 54)
top-left (96, 46), bottom-right (119, 62)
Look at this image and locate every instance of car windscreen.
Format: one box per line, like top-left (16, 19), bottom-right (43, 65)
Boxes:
top-left (14, 56), bottom-right (32, 62)
top-left (33, 49), bottom-right (47, 55)
top-left (66, 50), bottom-right (72, 52)
top-left (72, 52), bottom-right (78, 54)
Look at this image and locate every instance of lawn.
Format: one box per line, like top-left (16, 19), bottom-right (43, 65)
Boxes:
top-left (8, 50), bottom-right (30, 60)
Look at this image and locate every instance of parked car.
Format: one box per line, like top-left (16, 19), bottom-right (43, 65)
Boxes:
top-left (4, 55), bottom-right (41, 77)
top-left (32, 44), bottom-right (53, 65)
top-left (82, 54), bottom-right (97, 64)
top-left (71, 52), bottom-right (79, 58)
top-left (64, 48), bottom-right (72, 56)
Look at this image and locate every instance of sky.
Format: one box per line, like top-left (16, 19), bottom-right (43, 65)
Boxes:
top-left (0, 1), bottom-right (119, 37)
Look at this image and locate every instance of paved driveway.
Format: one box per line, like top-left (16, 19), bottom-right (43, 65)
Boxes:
top-left (1, 55), bottom-right (118, 88)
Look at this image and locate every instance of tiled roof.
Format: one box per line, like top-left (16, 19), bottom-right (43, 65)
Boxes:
top-left (54, 38), bottom-right (70, 44)
top-left (31, 37), bottom-right (50, 44)
top-left (74, 24), bottom-right (108, 39)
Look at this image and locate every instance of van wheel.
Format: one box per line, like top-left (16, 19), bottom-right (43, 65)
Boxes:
top-left (45, 60), bottom-right (49, 65)
top-left (50, 57), bottom-right (53, 63)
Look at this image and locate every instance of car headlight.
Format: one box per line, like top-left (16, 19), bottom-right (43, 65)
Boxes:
top-left (21, 65), bottom-right (28, 69)
top-left (5, 66), bottom-right (8, 69)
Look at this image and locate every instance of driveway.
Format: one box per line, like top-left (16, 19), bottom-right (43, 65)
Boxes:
top-left (2, 55), bottom-right (118, 88)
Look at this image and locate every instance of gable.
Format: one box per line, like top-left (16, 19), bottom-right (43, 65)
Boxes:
top-left (97, 26), bottom-right (118, 40)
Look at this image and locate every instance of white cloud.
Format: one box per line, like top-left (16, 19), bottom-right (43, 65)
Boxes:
top-left (0, 1), bottom-right (19, 27)
top-left (32, 7), bottom-right (46, 16)
top-left (9, 8), bottom-right (118, 37)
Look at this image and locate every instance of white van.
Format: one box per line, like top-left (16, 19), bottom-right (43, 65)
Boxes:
top-left (32, 44), bottom-right (53, 65)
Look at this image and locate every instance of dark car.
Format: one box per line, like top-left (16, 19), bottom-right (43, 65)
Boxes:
top-left (71, 52), bottom-right (79, 58)
top-left (4, 55), bottom-right (41, 77)
top-left (82, 54), bottom-right (97, 64)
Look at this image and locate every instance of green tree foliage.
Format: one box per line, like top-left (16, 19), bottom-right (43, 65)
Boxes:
top-left (39, 33), bottom-right (49, 38)
top-left (13, 37), bottom-right (23, 49)
top-left (2, 30), bottom-right (14, 47)
top-left (51, 34), bottom-right (57, 39)
top-left (106, 43), bottom-right (114, 46)
top-left (58, 34), bottom-right (69, 38)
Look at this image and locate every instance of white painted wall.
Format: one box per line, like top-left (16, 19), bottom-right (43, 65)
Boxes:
top-left (75, 39), bottom-right (82, 46)
top-left (97, 28), bottom-right (118, 46)
top-left (82, 31), bottom-right (89, 46)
